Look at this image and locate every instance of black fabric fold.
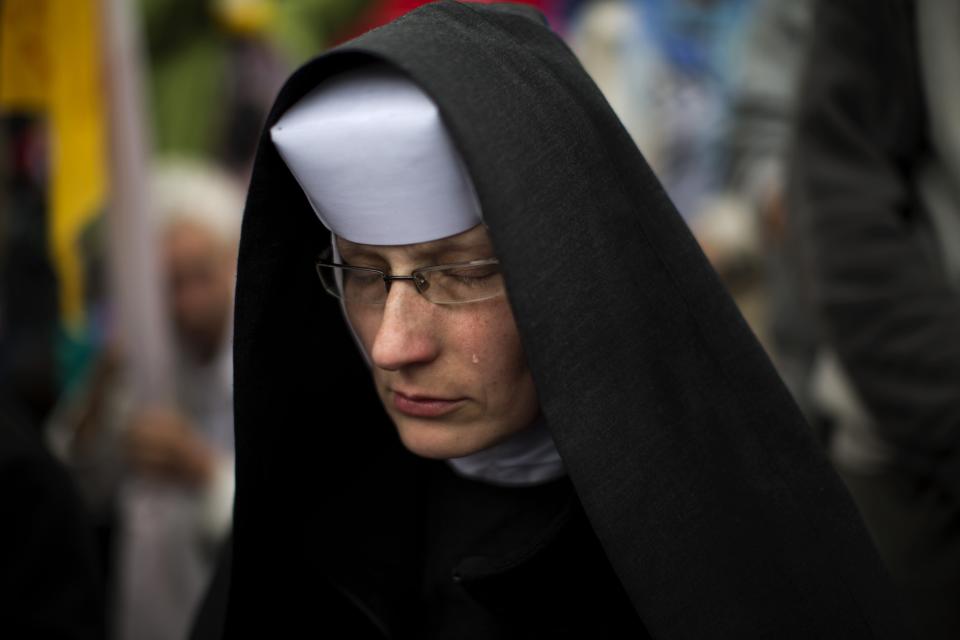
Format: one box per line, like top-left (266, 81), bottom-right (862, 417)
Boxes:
top-left (221, 2), bottom-right (907, 637)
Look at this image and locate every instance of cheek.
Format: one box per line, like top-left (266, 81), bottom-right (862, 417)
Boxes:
top-left (452, 300), bottom-right (532, 407)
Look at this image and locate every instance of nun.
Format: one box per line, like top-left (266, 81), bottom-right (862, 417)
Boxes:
top-left (201, 2), bottom-right (907, 638)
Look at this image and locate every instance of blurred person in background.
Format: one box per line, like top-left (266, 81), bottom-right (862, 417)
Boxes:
top-left (48, 159), bottom-right (242, 640)
top-left (723, 0), bottom-right (817, 423)
top-left (569, 0), bottom-right (754, 225)
top-left (1, 119), bottom-right (106, 640)
top-left (789, 1), bottom-right (960, 637)
top-left (568, 0), bottom-right (777, 344)
top-left (0, 118), bottom-right (61, 431)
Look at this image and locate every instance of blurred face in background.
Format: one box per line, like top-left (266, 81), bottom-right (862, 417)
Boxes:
top-left (162, 219), bottom-right (236, 362)
top-left (338, 224), bottom-right (540, 459)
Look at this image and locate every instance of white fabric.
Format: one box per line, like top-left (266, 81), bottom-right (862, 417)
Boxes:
top-left (447, 415), bottom-right (566, 486)
top-left (270, 64), bottom-right (482, 245)
top-left (115, 327), bottom-right (235, 640)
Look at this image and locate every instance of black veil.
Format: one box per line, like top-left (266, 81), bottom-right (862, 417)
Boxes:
top-left (223, 2), bottom-right (905, 637)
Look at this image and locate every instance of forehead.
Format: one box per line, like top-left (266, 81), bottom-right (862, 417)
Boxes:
top-left (164, 219), bottom-right (222, 253)
top-left (335, 223), bottom-right (492, 259)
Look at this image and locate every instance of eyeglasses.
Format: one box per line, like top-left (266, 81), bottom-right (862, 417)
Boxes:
top-left (315, 245), bottom-right (505, 305)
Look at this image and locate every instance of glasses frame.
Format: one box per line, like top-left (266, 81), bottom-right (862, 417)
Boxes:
top-left (315, 245), bottom-right (503, 306)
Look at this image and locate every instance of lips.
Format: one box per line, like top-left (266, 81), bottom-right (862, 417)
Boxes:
top-left (391, 389), bottom-right (466, 418)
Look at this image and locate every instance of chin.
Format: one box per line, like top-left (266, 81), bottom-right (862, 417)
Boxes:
top-left (392, 416), bottom-right (498, 460)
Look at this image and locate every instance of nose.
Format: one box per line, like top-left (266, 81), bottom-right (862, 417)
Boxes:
top-left (369, 280), bottom-right (441, 371)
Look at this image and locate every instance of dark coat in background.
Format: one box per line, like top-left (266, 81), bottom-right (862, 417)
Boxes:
top-left (789, 0), bottom-right (960, 637)
top-left (211, 2), bottom-right (907, 637)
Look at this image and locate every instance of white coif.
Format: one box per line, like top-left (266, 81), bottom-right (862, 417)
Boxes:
top-left (270, 64), bottom-right (482, 245)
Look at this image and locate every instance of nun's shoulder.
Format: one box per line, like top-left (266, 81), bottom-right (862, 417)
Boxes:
top-left (422, 461), bottom-right (650, 637)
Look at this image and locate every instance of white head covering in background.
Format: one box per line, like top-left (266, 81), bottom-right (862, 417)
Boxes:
top-left (270, 64), bottom-right (564, 486)
top-left (150, 157), bottom-right (245, 245)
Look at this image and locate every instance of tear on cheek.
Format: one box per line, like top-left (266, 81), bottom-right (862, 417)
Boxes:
top-left (472, 353), bottom-right (480, 364)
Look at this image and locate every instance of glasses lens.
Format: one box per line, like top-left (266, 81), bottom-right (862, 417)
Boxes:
top-left (343, 268), bottom-right (386, 303)
top-left (316, 265), bottom-right (386, 304)
top-left (420, 261), bottom-right (504, 304)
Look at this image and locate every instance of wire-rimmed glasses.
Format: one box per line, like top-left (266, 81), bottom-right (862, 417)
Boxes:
top-left (315, 245), bottom-right (505, 305)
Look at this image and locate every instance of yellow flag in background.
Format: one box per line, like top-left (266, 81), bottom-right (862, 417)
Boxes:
top-left (0, 0), bottom-right (107, 331)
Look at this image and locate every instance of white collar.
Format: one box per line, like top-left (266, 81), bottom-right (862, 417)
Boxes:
top-left (446, 414), bottom-right (566, 487)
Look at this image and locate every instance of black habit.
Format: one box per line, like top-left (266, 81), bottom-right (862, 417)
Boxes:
top-left (203, 2), bottom-right (908, 638)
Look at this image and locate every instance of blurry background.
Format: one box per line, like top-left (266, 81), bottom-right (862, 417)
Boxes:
top-left (2, 0), bottom-right (958, 639)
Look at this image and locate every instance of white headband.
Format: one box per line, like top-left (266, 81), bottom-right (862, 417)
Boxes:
top-left (270, 64), bottom-right (482, 245)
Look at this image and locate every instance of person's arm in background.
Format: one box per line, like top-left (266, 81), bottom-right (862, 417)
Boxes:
top-left (788, 0), bottom-right (960, 480)
top-left (124, 406), bottom-right (234, 543)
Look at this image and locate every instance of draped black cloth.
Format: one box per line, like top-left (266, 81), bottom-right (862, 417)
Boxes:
top-left (215, 2), bottom-right (907, 637)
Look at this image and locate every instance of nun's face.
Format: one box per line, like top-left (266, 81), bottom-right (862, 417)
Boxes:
top-left (338, 224), bottom-right (540, 459)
